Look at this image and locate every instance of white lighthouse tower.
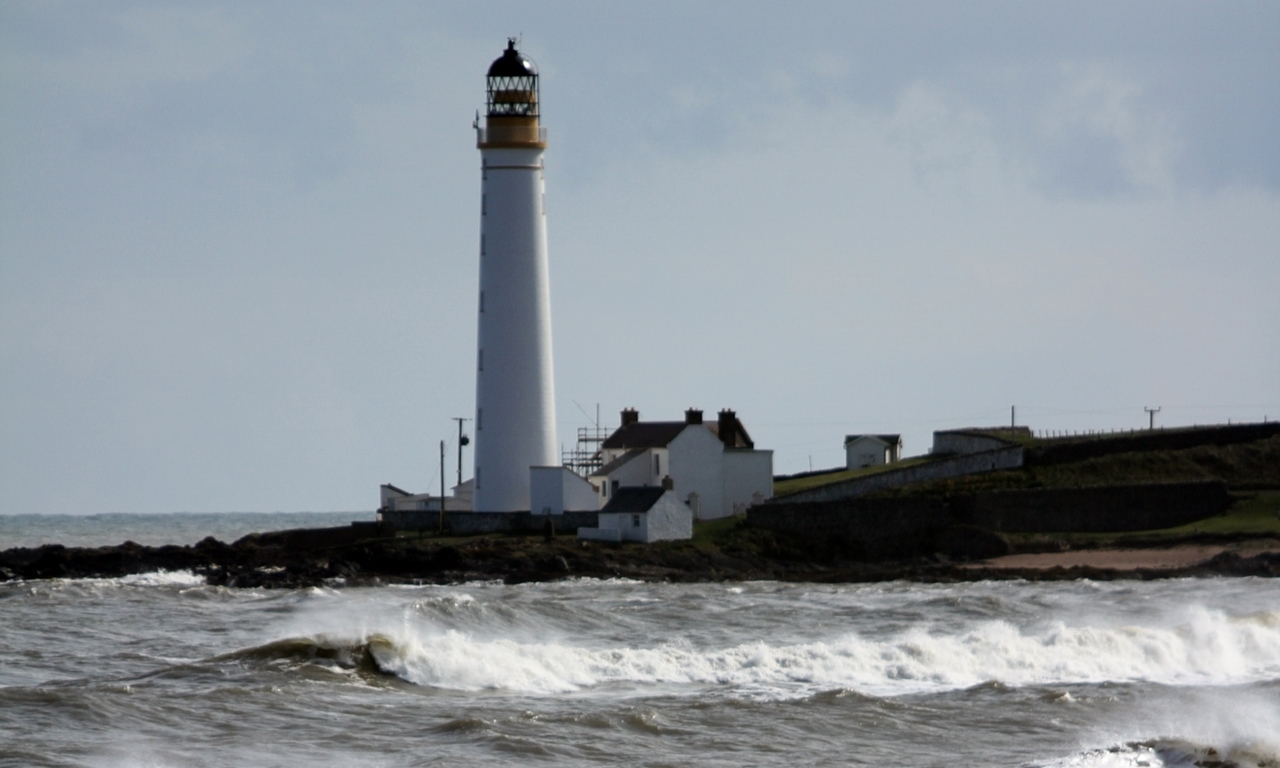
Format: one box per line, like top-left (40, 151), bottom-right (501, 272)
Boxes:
top-left (471, 40), bottom-right (557, 512)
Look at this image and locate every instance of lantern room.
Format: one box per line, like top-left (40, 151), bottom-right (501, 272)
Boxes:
top-left (478, 39), bottom-right (547, 149)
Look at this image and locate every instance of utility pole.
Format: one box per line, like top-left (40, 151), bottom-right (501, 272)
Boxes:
top-left (439, 440), bottom-right (446, 533)
top-left (452, 417), bottom-right (471, 491)
top-left (1011, 405), bottom-right (1016, 429)
top-left (1145, 406), bottom-right (1161, 430)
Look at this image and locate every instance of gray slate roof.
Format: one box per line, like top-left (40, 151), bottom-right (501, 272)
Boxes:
top-left (592, 449), bottom-right (644, 477)
top-left (843, 434), bottom-right (901, 446)
top-left (600, 486), bottom-right (666, 514)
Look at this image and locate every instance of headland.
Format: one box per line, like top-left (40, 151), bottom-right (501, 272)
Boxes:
top-left (3, 423), bottom-right (1278, 588)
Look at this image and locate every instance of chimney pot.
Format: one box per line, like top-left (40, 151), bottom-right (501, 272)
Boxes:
top-left (662, 475), bottom-right (674, 490)
top-left (717, 409), bottom-right (736, 449)
top-left (621, 408), bottom-right (639, 426)
top-left (684, 408), bottom-right (703, 424)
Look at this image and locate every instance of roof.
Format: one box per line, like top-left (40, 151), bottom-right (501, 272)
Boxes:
top-left (844, 434), bottom-right (901, 446)
top-left (601, 422), bottom-right (689, 450)
top-left (601, 417), bottom-right (756, 450)
top-left (488, 40), bottom-right (537, 77)
top-left (381, 483), bottom-right (412, 496)
top-left (600, 486), bottom-right (666, 515)
top-left (592, 449), bottom-right (644, 477)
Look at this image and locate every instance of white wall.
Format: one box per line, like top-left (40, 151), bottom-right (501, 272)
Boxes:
top-left (592, 450), bottom-right (653, 503)
top-left (473, 145), bottom-right (557, 512)
top-left (723, 449), bottom-right (773, 516)
top-left (530, 465), bottom-right (600, 515)
top-left (845, 436), bottom-right (889, 469)
top-left (642, 490), bottom-right (693, 541)
top-left (580, 491), bottom-right (691, 542)
top-left (667, 426), bottom-right (725, 520)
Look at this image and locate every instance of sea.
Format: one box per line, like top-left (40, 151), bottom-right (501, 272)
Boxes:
top-left (2, 514), bottom-right (1279, 767)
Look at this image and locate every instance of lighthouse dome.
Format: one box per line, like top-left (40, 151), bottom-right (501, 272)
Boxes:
top-left (488, 40), bottom-right (537, 77)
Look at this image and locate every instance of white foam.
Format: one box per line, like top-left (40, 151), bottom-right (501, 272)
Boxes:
top-left (1029, 739), bottom-right (1280, 768)
top-left (116, 570), bottom-right (207, 587)
top-left (348, 605), bottom-right (1280, 698)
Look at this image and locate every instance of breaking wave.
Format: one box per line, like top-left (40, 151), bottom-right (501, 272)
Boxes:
top-left (1027, 739), bottom-right (1280, 768)
top-left (241, 605), bottom-right (1280, 698)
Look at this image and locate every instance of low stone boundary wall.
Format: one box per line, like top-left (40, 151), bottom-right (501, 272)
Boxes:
top-left (749, 481), bottom-right (1230, 558)
top-left (748, 497), bottom-right (950, 558)
top-left (1026, 423), bottom-right (1280, 466)
top-left (951, 481), bottom-right (1230, 533)
top-left (773, 446), bottom-right (1024, 504)
top-left (379, 509), bottom-right (599, 535)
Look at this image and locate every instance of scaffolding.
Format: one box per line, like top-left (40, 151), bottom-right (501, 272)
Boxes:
top-left (562, 424), bottom-right (610, 478)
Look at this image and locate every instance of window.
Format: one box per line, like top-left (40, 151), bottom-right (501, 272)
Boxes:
top-left (611, 480), bottom-right (619, 496)
top-left (475, 466), bottom-right (481, 489)
top-left (478, 349), bottom-right (483, 371)
top-left (654, 454), bottom-right (660, 475)
top-left (481, 234), bottom-right (485, 255)
top-left (482, 194), bottom-right (486, 216)
top-left (477, 408), bottom-right (482, 431)
top-left (632, 514), bottom-right (640, 528)
top-left (479, 291), bottom-right (484, 313)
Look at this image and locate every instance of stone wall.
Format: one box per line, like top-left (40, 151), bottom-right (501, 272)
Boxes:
top-left (931, 431), bottom-right (1016, 455)
top-left (749, 481), bottom-right (1230, 558)
top-left (1026, 423), bottom-right (1280, 466)
top-left (951, 481), bottom-right (1230, 533)
top-left (379, 509), bottom-right (598, 535)
top-left (774, 446), bottom-right (1024, 504)
top-left (748, 497), bottom-right (950, 558)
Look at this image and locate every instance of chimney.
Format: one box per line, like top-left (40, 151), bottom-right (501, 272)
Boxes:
top-left (684, 408), bottom-right (703, 425)
top-left (621, 408), bottom-right (639, 426)
top-left (717, 409), bottom-right (736, 449)
top-left (662, 475), bottom-right (674, 490)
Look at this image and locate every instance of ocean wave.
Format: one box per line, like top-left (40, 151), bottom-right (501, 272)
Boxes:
top-left (244, 605), bottom-right (1280, 698)
top-left (1026, 739), bottom-right (1280, 768)
top-left (116, 570), bottom-right (207, 587)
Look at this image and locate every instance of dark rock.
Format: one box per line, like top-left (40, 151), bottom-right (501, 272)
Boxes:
top-left (432, 546), bottom-right (464, 571)
top-left (935, 525), bottom-right (1010, 560)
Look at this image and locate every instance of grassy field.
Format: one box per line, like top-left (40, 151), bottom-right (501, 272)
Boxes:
top-left (870, 435), bottom-right (1280, 498)
top-left (773, 458), bottom-right (930, 497)
top-left (1000, 490), bottom-right (1280, 550)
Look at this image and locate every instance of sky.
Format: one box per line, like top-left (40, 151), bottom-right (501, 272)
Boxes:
top-left (1, 1), bottom-right (1277, 514)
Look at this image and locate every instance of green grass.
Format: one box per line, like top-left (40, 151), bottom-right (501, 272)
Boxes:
top-left (873, 435), bottom-right (1280, 498)
top-left (1001, 491), bottom-right (1280, 550)
top-left (773, 458), bottom-right (930, 497)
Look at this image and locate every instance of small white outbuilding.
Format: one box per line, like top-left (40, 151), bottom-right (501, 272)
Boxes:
top-left (844, 434), bottom-right (902, 469)
top-left (577, 486), bottom-right (693, 543)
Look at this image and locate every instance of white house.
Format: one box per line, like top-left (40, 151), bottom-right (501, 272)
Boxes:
top-left (379, 480), bottom-right (473, 513)
top-left (588, 408), bottom-right (773, 520)
top-left (844, 434), bottom-right (902, 469)
top-left (529, 465), bottom-right (600, 515)
top-left (577, 486), bottom-right (692, 543)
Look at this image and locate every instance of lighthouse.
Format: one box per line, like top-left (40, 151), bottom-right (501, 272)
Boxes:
top-left (471, 40), bottom-right (558, 512)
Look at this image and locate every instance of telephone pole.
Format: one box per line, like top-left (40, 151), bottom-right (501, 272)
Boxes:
top-left (439, 440), bottom-right (446, 533)
top-left (1145, 406), bottom-right (1161, 430)
top-left (452, 417), bottom-right (471, 490)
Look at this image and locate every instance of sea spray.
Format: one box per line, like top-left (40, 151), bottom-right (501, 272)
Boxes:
top-left (262, 593), bottom-right (1280, 698)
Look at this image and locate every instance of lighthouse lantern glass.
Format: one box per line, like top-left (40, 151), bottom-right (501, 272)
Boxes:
top-left (487, 74), bottom-right (539, 118)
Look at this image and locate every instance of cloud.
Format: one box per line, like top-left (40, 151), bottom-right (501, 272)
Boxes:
top-left (1031, 62), bottom-right (1180, 195)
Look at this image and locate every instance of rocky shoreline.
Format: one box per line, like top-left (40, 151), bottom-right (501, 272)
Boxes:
top-left (3, 525), bottom-right (1280, 589)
